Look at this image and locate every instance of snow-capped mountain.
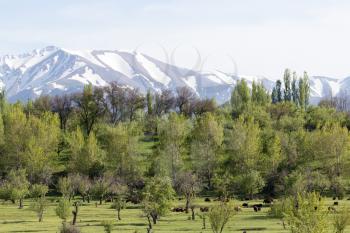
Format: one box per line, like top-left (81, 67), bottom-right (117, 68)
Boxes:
top-left (0, 46), bottom-right (347, 104)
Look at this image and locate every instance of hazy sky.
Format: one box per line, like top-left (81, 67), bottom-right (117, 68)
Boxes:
top-left (1, 0), bottom-right (350, 78)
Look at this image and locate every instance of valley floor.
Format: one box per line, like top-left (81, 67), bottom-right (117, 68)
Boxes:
top-left (0, 198), bottom-right (347, 233)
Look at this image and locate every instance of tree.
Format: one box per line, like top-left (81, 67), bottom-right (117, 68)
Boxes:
top-left (75, 174), bottom-right (91, 202)
top-left (157, 113), bottom-right (188, 180)
top-left (146, 90), bottom-right (153, 116)
top-left (284, 192), bottom-right (329, 233)
top-left (209, 202), bottom-right (236, 233)
top-left (298, 72), bottom-right (310, 109)
top-left (30, 196), bottom-right (48, 222)
top-left (252, 81), bottom-right (270, 106)
top-left (1, 169), bottom-right (30, 208)
top-left (58, 177), bottom-right (75, 200)
top-left (73, 84), bottom-right (106, 135)
top-left (283, 69), bottom-right (292, 101)
top-left (30, 184), bottom-right (49, 198)
top-left (51, 94), bottom-right (72, 131)
top-left (291, 72), bottom-right (298, 105)
top-left (24, 112), bottom-right (60, 184)
top-left (275, 80), bottom-right (282, 102)
top-left (175, 172), bottom-right (199, 213)
top-left (191, 113), bottom-right (223, 189)
top-left (142, 176), bottom-right (175, 228)
top-left (67, 127), bottom-right (104, 175)
top-left (99, 123), bottom-right (140, 180)
top-left (125, 88), bottom-right (145, 121)
top-left (333, 208), bottom-right (350, 233)
top-left (55, 198), bottom-right (71, 222)
top-left (104, 82), bottom-right (126, 123)
top-left (111, 184), bottom-right (127, 220)
top-left (154, 89), bottom-right (175, 116)
top-left (92, 173), bottom-right (113, 205)
top-left (231, 79), bottom-right (250, 116)
top-left (234, 170), bottom-right (265, 199)
top-left (225, 118), bottom-right (261, 173)
top-left (176, 86), bottom-right (196, 115)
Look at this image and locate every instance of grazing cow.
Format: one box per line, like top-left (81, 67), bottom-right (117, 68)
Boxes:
top-left (242, 203), bottom-right (249, 207)
top-left (234, 206), bottom-right (242, 212)
top-left (333, 197), bottom-right (337, 200)
top-left (200, 207), bottom-right (209, 212)
top-left (204, 198), bottom-right (211, 202)
top-left (253, 206), bottom-right (258, 212)
top-left (172, 207), bottom-right (185, 212)
top-left (263, 197), bottom-right (273, 204)
top-left (328, 206), bottom-right (337, 212)
top-left (334, 202), bottom-right (339, 206)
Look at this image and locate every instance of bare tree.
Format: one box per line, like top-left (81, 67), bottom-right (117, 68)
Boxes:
top-left (51, 94), bottom-right (72, 131)
top-left (176, 86), bottom-right (196, 115)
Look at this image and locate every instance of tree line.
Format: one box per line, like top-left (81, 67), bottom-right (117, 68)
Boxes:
top-left (1, 68), bottom-right (350, 232)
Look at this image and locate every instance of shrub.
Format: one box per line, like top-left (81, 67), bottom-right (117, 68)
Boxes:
top-left (208, 202), bottom-right (236, 233)
top-left (333, 208), bottom-right (350, 233)
top-left (102, 220), bottom-right (113, 233)
top-left (55, 198), bottom-right (71, 221)
top-left (60, 222), bottom-right (81, 233)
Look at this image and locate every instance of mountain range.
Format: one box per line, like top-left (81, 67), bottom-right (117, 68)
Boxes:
top-left (0, 46), bottom-right (348, 104)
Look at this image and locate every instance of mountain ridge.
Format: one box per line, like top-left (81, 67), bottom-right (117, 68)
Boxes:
top-left (0, 46), bottom-right (348, 103)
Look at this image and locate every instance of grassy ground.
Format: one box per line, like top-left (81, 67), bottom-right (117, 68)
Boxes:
top-left (0, 197), bottom-right (348, 233)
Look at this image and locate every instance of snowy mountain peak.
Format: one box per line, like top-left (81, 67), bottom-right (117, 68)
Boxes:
top-left (0, 46), bottom-right (348, 103)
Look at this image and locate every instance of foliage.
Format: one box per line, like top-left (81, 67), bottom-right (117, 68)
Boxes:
top-left (284, 192), bottom-right (329, 233)
top-left (333, 208), bottom-right (350, 233)
top-left (55, 198), bottom-right (71, 221)
top-left (208, 202), bottom-right (236, 233)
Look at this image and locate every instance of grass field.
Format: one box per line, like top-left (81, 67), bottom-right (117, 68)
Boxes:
top-left (0, 197), bottom-right (349, 233)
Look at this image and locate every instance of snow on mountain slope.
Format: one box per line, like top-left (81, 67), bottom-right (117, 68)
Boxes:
top-left (0, 46), bottom-right (348, 104)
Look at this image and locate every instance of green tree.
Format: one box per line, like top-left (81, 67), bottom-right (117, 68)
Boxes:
top-left (333, 207), bottom-right (350, 233)
top-left (209, 202), bottom-right (236, 233)
top-left (67, 127), bottom-right (104, 175)
top-left (284, 192), bottom-right (328, 233)
top-left (283, 69), bottom-right (292, 101)
top-left (191, 113), bottom-right (223, 189)
top-left (1, 169), bottom-right (30, 208)
top-left (74, 84), bottom-right (106, 135)
top-left (55, 198), bottom-right (71, 222)
top-left (291, 72), bottom-right (298, 105)
top-left (142, 176), bottom-right (175, 228)
top-left (252, 81), bottom-right (270, 106)
top-left (298, 72), bottom-right (310, 109)
top-left (234, 170), bottom-right (265, 199)
top-left (231, 79), bottom-right (251, 116)
top-left (157, 113), bottom-right (188, 180)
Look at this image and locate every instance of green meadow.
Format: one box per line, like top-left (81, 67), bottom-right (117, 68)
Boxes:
top-left (0, 198), bottom-right (348, 233)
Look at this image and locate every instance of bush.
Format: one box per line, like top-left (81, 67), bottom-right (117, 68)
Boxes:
top-left (208, 202), bottom-right (236, 233)
top-left (60, 222), bottom-right (81, 233)
top-left (333, 208), bottom-right (350, 233)
top-left (55, 198), bottom-right (71, 221)
top-left (101, 220), bottom-right (113, 233)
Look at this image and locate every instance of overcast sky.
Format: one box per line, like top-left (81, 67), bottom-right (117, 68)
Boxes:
top-left (1, 0), bottom-right (350, 78)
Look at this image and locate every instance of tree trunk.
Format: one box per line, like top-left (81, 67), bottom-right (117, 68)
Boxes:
top-left (117, 209), bottom-right (121, 220)
top-left (87, 195), bottom-right (90, 203)
top-left (202, 216), bottom-right (206, 229)
top-left (147, 215), bottom-right (152, 229)
top-left (82, 195), bottom-right (85, 202)
top-left (19, 198), bottom-right (23, 209)
top-left (72, 202), bottom-right (79, 225)
top-left (38, 212), bottom-right (43, 222)
top-left (185, 198), bottom-right (190, 213)
top-left (191, 207), bottom-right (195, 220)
top-left (99, 197), bottom-right (103, 205)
